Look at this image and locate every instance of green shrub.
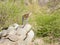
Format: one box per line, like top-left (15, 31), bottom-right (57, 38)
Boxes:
top-left (35, 10), bottom-right (60, 38)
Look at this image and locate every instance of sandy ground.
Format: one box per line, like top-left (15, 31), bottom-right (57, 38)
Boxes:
top-left (30, 38), bottom-right (60, 45)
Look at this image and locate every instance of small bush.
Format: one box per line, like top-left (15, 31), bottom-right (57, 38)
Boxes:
top-left (35, 10), bottom-right (60, 39)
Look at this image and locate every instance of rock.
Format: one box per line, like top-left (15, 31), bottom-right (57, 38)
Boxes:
top-left (16, 24), bottom-right (32, 36)
top-left (0, 39), bottom-right (15, 45)
top-left (1, 30), bottom-right (8, 37)
top-left (12, 23), bottom-right (19, 29)
top-left (24, 30), bottom-right (34, 45)
top-left (16, 28), bottom-right (27, 40)
top-left (23, 24), bottom-right (32, 31)
top-left (7, 23), bottom-right (19, 30)
top-left (16, 28), bottom-right (23, 35)
top-left (0, 23), bottom-right (34, 45)
top-left (7, 28), bottom-right (16, 35)
top-left (21, 24), bottom-right (32, 35)
top-left (6, 35), bottom-right (19, 42)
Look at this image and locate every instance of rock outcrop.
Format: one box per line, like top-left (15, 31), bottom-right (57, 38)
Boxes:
top-left (0, 23), bottom-right (34, 45)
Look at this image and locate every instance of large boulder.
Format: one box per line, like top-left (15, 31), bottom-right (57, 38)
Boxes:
top-left (0, 23), bottom-right (34, 45)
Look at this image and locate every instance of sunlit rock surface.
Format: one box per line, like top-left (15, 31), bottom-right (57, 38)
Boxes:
top-left (0, 23), bottom-right (34, 45)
